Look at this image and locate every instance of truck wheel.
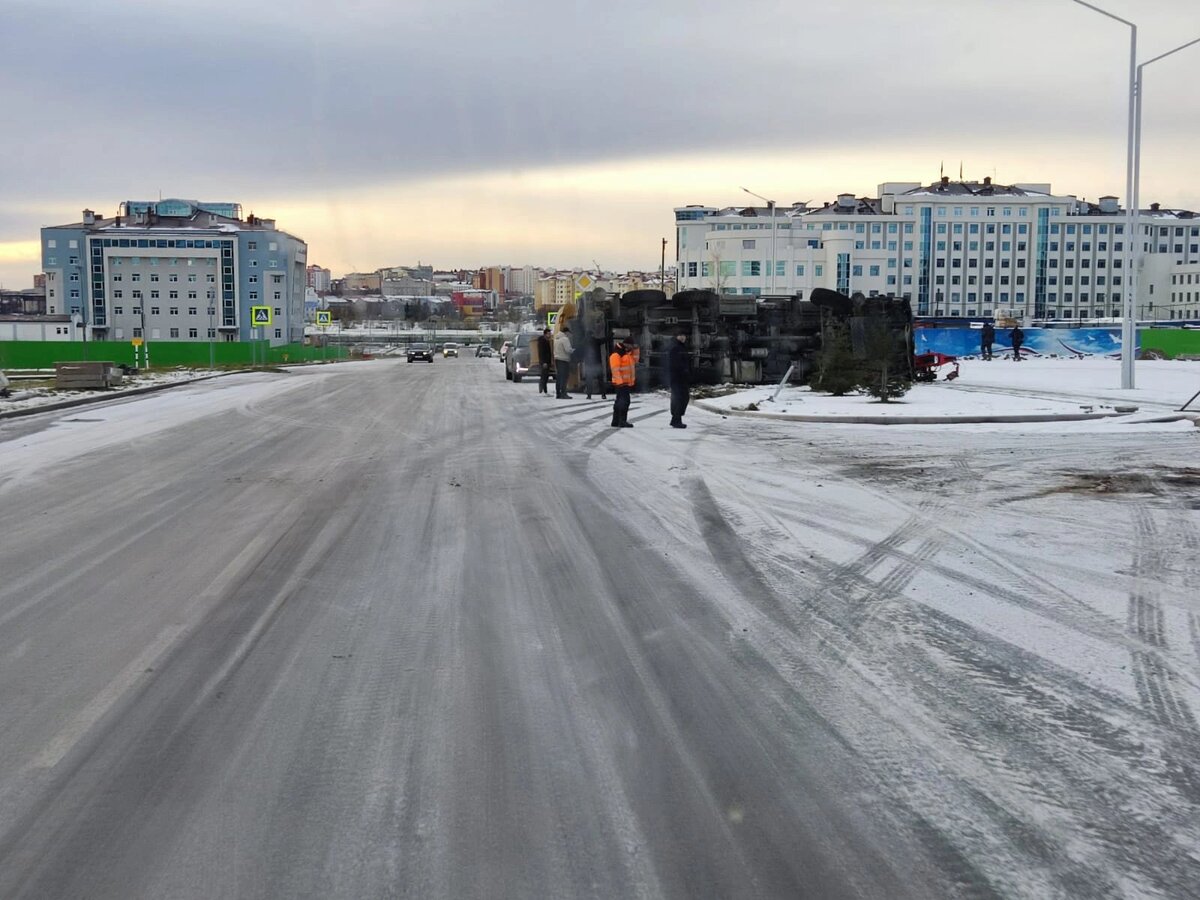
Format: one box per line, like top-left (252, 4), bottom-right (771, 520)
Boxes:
top-left (513, 371), bottom-right (523, 383)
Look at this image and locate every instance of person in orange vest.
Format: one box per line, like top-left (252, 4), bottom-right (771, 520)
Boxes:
top-left (609, 338), bottom-right (639, 427)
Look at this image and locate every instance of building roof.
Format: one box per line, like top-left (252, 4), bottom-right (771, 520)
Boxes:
top-left (899, 177), bottom-right (1052, 198)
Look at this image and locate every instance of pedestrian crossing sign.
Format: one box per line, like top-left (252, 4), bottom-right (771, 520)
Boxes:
top-left (251, 306), bottom-right (272, 326)
top-left (547, 311), bottom-right (559, 328)
top-left (315, 310), bottom-right (332, 327)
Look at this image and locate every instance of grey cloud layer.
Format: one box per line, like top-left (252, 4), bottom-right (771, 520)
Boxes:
top-left (0, 0), bottom-right (1194, 221)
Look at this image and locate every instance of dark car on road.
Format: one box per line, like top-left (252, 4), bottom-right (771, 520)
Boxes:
top-left (407, 343), bottom-right (434, 363)
top-left (505, 332), bottom-right (551, 383)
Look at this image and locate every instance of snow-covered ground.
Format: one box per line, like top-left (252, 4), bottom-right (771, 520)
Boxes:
top-left (701, 357), bottom-right (1200, 424)
top-left (3, 357), bottom-right (1199, 894)
top-left (1, 368), bottom-right (246, 416)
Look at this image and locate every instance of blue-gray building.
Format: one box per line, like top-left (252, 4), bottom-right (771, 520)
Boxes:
top-left (40, 200), bottom-right (307, 344)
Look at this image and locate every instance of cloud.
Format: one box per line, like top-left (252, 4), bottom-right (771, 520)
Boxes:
top-left (1, 0), bottom-right (1196, 284)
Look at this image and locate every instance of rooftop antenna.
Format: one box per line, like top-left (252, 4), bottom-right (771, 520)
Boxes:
top-left (959, 161), bottom-right (963, 180)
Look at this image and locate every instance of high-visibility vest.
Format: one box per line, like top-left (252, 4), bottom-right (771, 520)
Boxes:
top-left (609, 347), bottom-right (638, 386)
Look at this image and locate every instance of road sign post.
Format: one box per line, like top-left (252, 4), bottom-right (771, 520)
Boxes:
top-left (250, 307), bottom-right (272, 368)
top-left (315, 310), bottom-right (332, 362)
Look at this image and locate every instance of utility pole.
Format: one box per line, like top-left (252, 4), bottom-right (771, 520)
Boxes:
top-left (660, 238), bottom-right (667, 292)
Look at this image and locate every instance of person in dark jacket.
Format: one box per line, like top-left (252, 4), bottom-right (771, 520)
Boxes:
top-left (535, 328), bottom-right (553, 393)
top-left (981, 322), bottom-right (995, 360)
top-left (1010, 325), bottom-right (1025, 361)
top-left (667, 330), bottom-right (692, 428)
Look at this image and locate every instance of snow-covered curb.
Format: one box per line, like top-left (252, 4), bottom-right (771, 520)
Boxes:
top-left (692, 398), bottom-right (1137, 425)
top-left (0, 370), bottom-right (244, 420)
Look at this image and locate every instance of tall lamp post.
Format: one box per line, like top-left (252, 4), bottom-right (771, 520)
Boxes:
top-left (1070, 1), bottom-right (1200, 388)
top-left (742, 187), bottom-right (777, 294)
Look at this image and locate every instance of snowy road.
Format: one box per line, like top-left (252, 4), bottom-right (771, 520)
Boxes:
top-left (0, 358), bottom-right (1198, 898)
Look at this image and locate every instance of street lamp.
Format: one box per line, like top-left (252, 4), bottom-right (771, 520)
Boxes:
top-left (1070, 1), bottom-right (1200, 388)
top-left (742, 187), bottom-right (777, 294)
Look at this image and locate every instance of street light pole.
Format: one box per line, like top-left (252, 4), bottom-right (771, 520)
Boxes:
top-left (742, 187), bottom-right (777, 294)
top-left (1070, 0), bottom-right (1136, 387)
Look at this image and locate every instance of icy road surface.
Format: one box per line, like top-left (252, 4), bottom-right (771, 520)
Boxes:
top-left (0, 358), bottom-right (1198, 899)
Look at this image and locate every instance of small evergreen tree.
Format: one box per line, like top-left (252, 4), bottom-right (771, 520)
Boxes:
top-left (813, 317), bottom-right (862, 396)
top-left (860, 315), bottom-right (911, 402)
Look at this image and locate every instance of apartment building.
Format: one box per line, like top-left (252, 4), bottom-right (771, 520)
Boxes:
top-left (676, 177), bottom-right (1200, 320)
top-left (41, 200), bottom-right (307, 344)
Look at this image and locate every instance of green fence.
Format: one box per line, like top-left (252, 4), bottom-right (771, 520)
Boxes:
top-left (1140, 329), bottom-right (1200, 359)
top-left (0, 340), bottom-right (349, 370)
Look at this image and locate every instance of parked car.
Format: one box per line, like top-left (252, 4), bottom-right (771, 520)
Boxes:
top-left (407, 343), bottom-right (434, 363)
top-left (442, 342), bottom-right (459, 358)
top-left (505, 332), bottom-right (551, 383)
top-left (475, 345), bottom-right (496, 358)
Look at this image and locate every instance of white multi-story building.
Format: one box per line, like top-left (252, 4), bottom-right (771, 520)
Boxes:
top-left (502, 265), bottom-right (537, 296)
top-left (1167, 263), bottom-right (1200, 321)
top-left (675, 177), bottom-right (1200, 321)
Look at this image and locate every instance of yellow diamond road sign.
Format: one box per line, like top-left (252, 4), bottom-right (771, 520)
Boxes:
top-left (315, 310), bottom-right (332, 327)
top-left (575, 274), bottom-right (594, 292)
top-left (251, 306), bottom-right (272, 326)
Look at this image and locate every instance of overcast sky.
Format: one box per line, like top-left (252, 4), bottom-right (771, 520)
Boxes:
top-left (2, 0), bottom-right (1198, 286)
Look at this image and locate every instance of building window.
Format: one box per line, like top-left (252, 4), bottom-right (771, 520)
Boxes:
top-left (207, 328), bottom-right (216, 338)
top-left (742, 239), bottom-right (756, 250)
top-left (114, 306), bottom-right (124, 315)
top-left (169, 290), bottom-right (178, 299)
top-left (188, 306), bottom-right (198, 315)
top-left (133, 327), bottom-right (142, 338)
top-left (247, 241), bottom-right (257, 250)
top-left (189, 328), bottom-right (199, 338)
top-left (169, 327), bottom-right (180, 338)
top-left (150, 273), bottom-right (160, 282)
top-left (151, 290), bottom-right (160, 299)
top-left (113, 290), bottom-right (123, 299)
top-left (150, 306), bottom-right (160, 315)
top-left (249, 275), bottom-right (258, 283)
top-left (274, 328), bottom-right (282, 338)
top-left (169, 306), bottom-right (179, 315)
top-left (249, 291), bottom-right (259, 300)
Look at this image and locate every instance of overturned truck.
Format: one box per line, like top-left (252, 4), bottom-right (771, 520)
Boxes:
top-left (566, 287), bottom-right (913, 389)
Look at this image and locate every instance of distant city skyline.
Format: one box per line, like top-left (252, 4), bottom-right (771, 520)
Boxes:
top-left (2, 0), bottom-right (1197, 288)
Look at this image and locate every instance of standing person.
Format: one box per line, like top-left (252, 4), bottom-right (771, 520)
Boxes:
top-left (535, 328), bottom-right (553, 394)
top-left (553, 325), bottom-right (573, 399)
top-left (1010, 325), bottom-right (1025, 361)
top-left (981, 322), bottom-right (995, 360)
top-left (667, 329), bottom-right (692, 428)
top-left (609, 338), bottom-right (639, 428)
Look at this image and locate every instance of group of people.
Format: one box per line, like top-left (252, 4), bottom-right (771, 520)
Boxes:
top-left (534, 326), bottom-right (692, 429)
top-left (980, 323), bottom-right (1025, 361)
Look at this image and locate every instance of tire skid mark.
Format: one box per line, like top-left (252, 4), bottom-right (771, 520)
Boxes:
top-left (688, 463), bottom-right (1200, 896)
